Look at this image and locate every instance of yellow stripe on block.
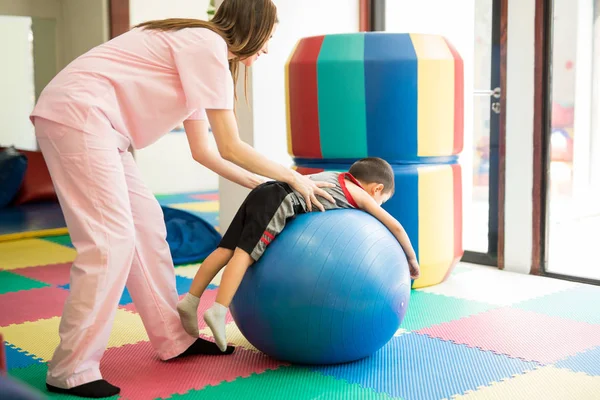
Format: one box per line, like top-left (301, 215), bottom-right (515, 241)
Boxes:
top-left (415, 165), bottom-right (454, 288)
top-left (285, 40), bottom-right (300, 157)
top-left (410, 34), bottom-right (455, 156)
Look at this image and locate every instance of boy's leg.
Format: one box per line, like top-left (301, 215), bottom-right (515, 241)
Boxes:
top-left (215, 249), bottom-right (254, 307)
top-left (204, 182), bottom-right (300, 351)
top-left (204, 248), bottom-right (254, 351)
top-left (177, 247), bottom-right (233, 337)
top-left (119, 150), bottom-right (235, 360)
top-left (176, 196), bottom-right (247, 337)
top-left (189, 248), bottom-right (235, 297)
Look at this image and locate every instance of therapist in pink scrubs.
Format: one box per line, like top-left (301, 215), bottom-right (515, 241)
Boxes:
top-left (30, 0), bottom-right (334, 398)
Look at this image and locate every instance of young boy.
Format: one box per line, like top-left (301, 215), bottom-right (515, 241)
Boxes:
top-left (177, 157), bottom-right (420, 351)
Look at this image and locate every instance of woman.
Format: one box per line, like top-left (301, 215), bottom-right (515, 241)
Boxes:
top-left (31, 0), bottom-right (334, 398)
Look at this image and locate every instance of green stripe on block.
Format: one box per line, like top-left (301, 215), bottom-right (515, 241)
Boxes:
top-left (317, 34), bottom-right (368, 158)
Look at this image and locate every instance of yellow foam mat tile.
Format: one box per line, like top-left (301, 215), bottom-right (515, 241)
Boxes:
top-left (199, 322), bottom-right (257, 352)
top-left (0, 239), bottom-right (76, 270)
top-left (169, 201), bottom-right (219, 213)
top-left (0, 309), bottom-right (149, 361)
top-left (175, 264), bottom-right (222, 286)
top-left (454, 366), bottom-right (600, 400)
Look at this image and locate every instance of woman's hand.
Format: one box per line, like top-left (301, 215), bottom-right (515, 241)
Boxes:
top-left (289, 171), bottom-right (335, 212)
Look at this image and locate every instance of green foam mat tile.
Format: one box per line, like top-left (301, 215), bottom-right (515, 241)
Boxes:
top-left (167, 366), bottom-right (400, 400)
top-left (513, 284), bottom-right (600, 325)
top-left (9, 363), bottom-right (119, 399)
top-left (402, 290), bottom-right (498, 331)
top-left (42, 235), bottom-right (73, 248)
top-left (0, 271), bottom-right (50, 295)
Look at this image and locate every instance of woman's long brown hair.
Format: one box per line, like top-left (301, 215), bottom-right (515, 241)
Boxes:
top-left (134, 0), bottom-right (278, 102)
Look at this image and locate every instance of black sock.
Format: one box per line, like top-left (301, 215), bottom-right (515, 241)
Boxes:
top-left (46, 380), bottom-right (120, 398)
top-left (175, 337), bottom-right (235, 358)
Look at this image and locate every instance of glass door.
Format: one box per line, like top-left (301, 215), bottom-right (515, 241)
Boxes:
top-left (544, 0), bottom-right (600, 283)
top-left (464, 0), bottom-right (503, 264)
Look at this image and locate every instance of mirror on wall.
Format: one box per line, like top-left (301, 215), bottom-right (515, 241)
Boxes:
top-left (0, 15), bottom-right (57, 151)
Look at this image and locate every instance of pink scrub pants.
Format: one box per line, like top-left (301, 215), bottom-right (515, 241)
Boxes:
top-left (34, 114), bottom-right (196, 389)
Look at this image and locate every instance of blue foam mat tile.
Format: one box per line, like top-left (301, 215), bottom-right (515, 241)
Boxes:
top-left (156, 193), bottom-right (203, 206)
top-left (312, 333), bottom-right (540, 400)
top-left (5, 343), bottom-right (43, 370)
top-left (555, 346), bottom-right (600, 376)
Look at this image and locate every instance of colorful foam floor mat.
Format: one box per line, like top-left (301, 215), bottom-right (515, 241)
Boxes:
top-left (2, 192), bottom-right (600, 399)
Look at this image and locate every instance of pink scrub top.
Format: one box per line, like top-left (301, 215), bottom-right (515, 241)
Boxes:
top-left (30, 27), bottom-right (234, 149)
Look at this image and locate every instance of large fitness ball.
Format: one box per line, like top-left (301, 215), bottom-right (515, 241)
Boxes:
top-left (229, 209), bottom-right (411, 364)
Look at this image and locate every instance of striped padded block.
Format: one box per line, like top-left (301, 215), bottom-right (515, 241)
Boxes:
top-left (285, 32), bottom-right (464, 161)
top-left (295, 162), bottom-right (463, 289)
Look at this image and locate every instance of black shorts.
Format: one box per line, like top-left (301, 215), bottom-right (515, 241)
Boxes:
top-left (219, 181), bottom-right (304, 261)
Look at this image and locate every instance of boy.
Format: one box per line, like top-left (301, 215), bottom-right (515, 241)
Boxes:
top-left (177, 157), bottom-right (420, 351)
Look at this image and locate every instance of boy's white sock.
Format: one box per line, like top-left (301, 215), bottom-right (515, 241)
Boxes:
top-left (177, 293), bottom-right (201, 337)
top-left (203, 302), bottom-right (228, 352)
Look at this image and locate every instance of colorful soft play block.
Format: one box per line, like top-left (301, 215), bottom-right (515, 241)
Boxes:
top-left (286, 32), bottom-right (463, 161)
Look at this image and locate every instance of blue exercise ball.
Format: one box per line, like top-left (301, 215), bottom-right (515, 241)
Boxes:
top-left (229, 209), bottom-right (411, 365)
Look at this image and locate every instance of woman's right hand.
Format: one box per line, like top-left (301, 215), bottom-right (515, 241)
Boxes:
top-left (289, 171), bottom-right (335, 212)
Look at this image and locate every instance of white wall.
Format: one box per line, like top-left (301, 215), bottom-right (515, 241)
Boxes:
top-left (129, 0), bottom-right (218, 194)
top-left (60, 0), bottom-right (109, 67)
top-left (0, 16), bottom-right (37, 150)
top-left (130, 0), bottom-right (209, 26)
top-left (504, 0), bottom-right (535, 273)
top-left (218, 0), bottom-right (360, 232)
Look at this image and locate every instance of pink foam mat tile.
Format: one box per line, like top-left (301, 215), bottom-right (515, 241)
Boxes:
top-left (416, 307), bottom-right (600, 364)
top-left (0, 286), bottom-right (69, 327)
top-left (100, 341), bottom-right (287, 400)
top-left (190, 193), bottom-right (219, 201)
top-left (12, 263), bottom-right (72, 286)
top-left (120, 289), bottom-right (233, 329)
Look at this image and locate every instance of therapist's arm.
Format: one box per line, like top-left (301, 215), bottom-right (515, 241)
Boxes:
top-left (184, 119), bottom-right (264, 189)
top-left (206, 109), bottom-right (335, 211)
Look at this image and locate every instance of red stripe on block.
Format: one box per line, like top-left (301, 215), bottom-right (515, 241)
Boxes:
top-left (260, 237), bottom-right (270, 246)
top-left (444, 38), bottom-right (464, 155)
top-left (295, 167), bottom-right (324, 175)
top-left (288, 36), bottom-right (325, 158)
top-left (451, 164), bottom-right (463, 260)
top-left (264, 231), bottom-right (274, 240)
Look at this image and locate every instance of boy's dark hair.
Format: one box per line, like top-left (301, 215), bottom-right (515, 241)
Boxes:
top-left (348, 157), bottom-right (395, 195)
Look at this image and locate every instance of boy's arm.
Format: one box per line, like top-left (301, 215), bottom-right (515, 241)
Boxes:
top-left (346, 182), bottom-right (420, 279)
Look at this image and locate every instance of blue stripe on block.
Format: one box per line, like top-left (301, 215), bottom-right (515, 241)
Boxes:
top-left (364, 33), bottom-right (418, 159)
